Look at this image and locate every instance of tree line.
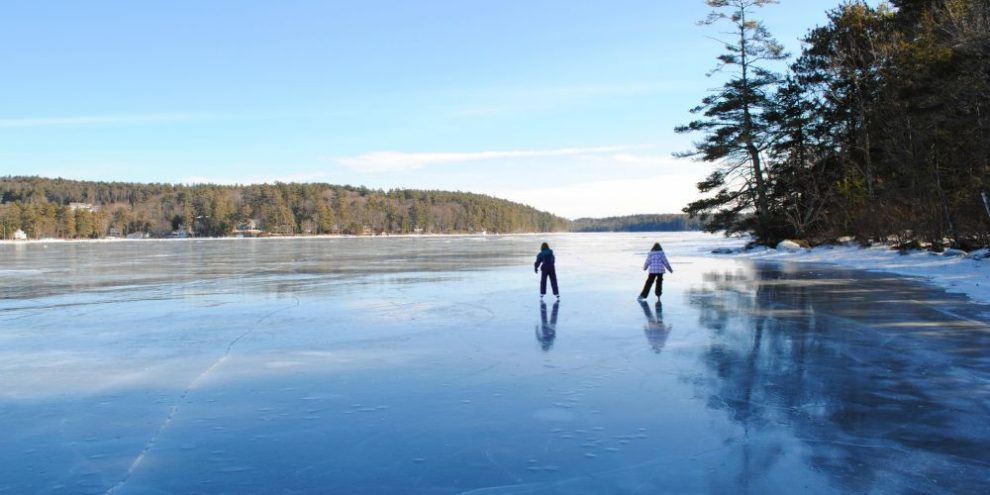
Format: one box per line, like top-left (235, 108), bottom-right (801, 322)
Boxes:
top-left (570, 214), bottom-right (702, 232)
top-left (679, 0), bottom-right (990, 249)
top-left (0, 176), bottom-right (570, 239)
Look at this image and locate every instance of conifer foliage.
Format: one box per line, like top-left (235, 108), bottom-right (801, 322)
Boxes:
top-left (680, 0), bottom-right (990, 248)
top-left (0, 177), bottom-right (569, 239)
top-left (677, 0), bottom-right (789, 243)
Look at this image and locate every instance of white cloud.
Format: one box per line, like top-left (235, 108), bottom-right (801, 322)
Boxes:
top-left (0, 112), bottom-right (214, 128)
top-left (607, 154), bottom-right (680, 167)
top-left (179, 148), bottom-right (708, 219)
top-left (490, 168), bottom-right (707, 219)
top-left (335, 145), bottom-right (649, 173)
top-left (567, 153), bottom-right (697, 172)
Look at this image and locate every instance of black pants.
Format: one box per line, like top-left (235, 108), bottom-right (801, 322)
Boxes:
top-left (540, 268), bottom-right (559, 296)
top-left (640, 273), bottom-right (664, 298)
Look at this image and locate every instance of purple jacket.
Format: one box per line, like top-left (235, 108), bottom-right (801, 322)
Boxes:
top-left (644, 251), bottom-right (673, 274)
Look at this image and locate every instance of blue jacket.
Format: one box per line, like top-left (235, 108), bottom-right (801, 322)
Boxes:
top-left (535, 248), bottom-right (555, 272)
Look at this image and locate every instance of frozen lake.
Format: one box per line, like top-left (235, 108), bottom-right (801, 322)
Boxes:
top-left (2, 233), bottom-right (989, 494)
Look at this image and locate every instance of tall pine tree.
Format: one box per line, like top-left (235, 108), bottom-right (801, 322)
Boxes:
top-left (676, 0), bottom-right (788, 242)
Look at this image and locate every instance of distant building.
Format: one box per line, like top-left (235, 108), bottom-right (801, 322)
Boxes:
top-left (238, 219), bottom-right (258, 231)
top-left (233, 219), bottom-right (262, 237)
top-left (68, 202), bottom-right (96, 212)
top-left (13, 229), bottom-right (27, 240)
top-left (126, 232), bottom-right (149, 239)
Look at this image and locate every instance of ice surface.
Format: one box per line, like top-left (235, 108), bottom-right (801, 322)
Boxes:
top-left (2, 233), bottom-right (989, 494)
top-left (736, 240), bottom-right (990, 308)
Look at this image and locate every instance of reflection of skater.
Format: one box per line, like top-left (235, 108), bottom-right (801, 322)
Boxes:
top-left (534, 242), bottom-right (560, 299)
top-left (639, 300), bottom-right (671, 353)
top-left (639, 242), bottom-right (673, 300)
top-left (536, 300), bottom-right (559, 351)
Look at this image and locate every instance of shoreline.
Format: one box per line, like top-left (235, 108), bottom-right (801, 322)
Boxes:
top-left (727, 242), bottom-right (990, 308)
top-left (0, 230), bottom-right (705, 245)
top-left (0, 232), bottom-right (565, 244)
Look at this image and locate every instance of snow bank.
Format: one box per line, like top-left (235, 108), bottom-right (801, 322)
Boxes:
top-left (730, 241), bottom-right (990, 306)
top-left (775, 240), bottom-right (805, 252)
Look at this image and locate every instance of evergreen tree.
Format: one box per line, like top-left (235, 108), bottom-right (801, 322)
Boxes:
top-left (75, 209), bottom-right (96, 238)
top-left (0, 176), bottom-right (571, 238)
top-left (315, 200), bottom-right (335, 234)
top-left (677, 0), bottom-right (788, 242)
top-left (0, 204), bottom-right (20, 239)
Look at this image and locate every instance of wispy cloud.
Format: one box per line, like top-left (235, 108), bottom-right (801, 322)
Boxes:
top-left (0, 112), bottom-right (215, 128)
top-left (603, 153), bottom-right (688, 168)
top-left (491, 170), bottom-right (706, 219)
top-left (335, 145), bottom-right (649, 173)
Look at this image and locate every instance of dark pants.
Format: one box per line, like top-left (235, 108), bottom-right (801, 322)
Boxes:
top-left (640, 273), bottom-right (664, 298)
top-left (540, 268), bottom-right (559, 296)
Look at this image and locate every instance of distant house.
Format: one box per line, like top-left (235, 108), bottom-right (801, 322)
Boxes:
top-left (13, 229), bottom-right (27, 240)
top-left (68, 202), bottom-right (96, 212)
top-left (233, 219), bottom-right (262, 237)
top-left (126, 232), bottom-right (149, 239)
top-left (169, 223), bottom-right (193, 238)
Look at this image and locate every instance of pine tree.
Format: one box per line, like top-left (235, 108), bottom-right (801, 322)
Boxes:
top-left (676, 0), bottom-right (788, 242)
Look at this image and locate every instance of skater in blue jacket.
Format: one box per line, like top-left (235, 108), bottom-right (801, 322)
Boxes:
top-left (534, 242), bottom-right (559, 299)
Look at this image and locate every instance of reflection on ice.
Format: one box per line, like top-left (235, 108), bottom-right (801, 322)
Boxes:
top-left (639, 300), bottom-right (671, 353)
top-left (2, 234), bottom-right (989, 494)
top-left (689, 262), bottom-right (990, 494)
top-left (536, 301), bottom-right (559, 351)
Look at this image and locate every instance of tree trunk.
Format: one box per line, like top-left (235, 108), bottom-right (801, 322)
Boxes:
top-left (931, 143), bottom-right (958, 245)
top-left (739, 7), bottom-right (770, 240)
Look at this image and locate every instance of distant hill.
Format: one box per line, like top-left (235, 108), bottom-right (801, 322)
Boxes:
top-left (570, 214), bottom-right (701, 232)
top-left (0, 176), bottom-right (570, 239)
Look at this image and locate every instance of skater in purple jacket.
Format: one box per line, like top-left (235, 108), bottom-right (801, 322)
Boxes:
top-left (639, 242), bottom-right (673, 300)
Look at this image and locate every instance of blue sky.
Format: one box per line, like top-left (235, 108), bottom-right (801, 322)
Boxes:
top-left (1, 0), bottom-right (862, 218)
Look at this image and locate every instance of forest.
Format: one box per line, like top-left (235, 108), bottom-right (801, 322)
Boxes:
top-left (679, 0), bottom-right (990, 249)
top-left (0, 176), bottom-right (570, 239)
top-left (570, 214), bottom-right (702, 232)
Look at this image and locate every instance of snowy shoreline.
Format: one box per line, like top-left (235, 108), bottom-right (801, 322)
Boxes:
top-left (720, 240), bottom-right (990, 307)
